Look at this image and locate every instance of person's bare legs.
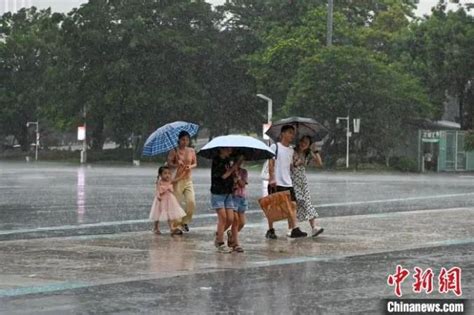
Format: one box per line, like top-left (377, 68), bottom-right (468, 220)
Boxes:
top-left (230, 212), bottom-right (239, 247)
top-left (238, 213), bottom-right (246, 232)
top-left (288, 201), bottom-right (297, 230)
top-left (216, 208), bottom-right (227, 244)
top-left (224, 209), bottom-right (234, 232)
top-left (267, 218), bottom-right (274, 230)
top-left (153, 221), bottom-right (161, 234)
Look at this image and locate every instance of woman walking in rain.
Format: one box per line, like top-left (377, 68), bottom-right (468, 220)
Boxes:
top-left (211, 148), bottom-right (242, 253)
top-left (292, 135), bottom-right (325, 237)
top-left (167, 131), bottom-right (197, 232)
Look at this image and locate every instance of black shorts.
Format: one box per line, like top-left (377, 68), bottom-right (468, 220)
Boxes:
top-left (268, 185), bottom-right (296, 201)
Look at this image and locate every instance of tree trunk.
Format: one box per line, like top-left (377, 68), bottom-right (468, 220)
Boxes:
top-left (132, 133), bottom-right (144, 161)
top-left (385, 149), bottom-right (393, 167)
top-left (90, 116), bottom-right (105, 150)
top-left (18, 126), bottom-right (28, 152)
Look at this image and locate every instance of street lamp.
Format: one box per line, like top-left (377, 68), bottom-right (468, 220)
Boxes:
top-left (26, 121), bottom-right (39, 161)
top-left (336, 116), bottom-right (350, 168)
top-left (336, 116), bottom-right (360, 169)
top-left (256, 94), bottom-right (273, 124)
top-left (257, 93), bottom-right (273, 197)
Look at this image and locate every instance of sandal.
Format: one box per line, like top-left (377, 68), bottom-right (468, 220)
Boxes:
top-left (171, 229), bottom-right (183, 236)
top-left (232, 245), bottom-right (244, 253)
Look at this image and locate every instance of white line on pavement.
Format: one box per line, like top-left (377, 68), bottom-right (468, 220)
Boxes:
top-left (1, 194), bottom-right (473, 236)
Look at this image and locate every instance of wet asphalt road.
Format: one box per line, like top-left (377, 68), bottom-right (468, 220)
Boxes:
top-left (0, 161), bottom-right (472, 314)
top-left (0, 239), bottom-right (472, 314)
top-left (0, 161), bottom-right (473, 232)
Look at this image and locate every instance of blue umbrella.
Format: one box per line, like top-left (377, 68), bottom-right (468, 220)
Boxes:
top-left (142, 121), bottom-right (199, 156)
top-left (197, 135), bottom-right (275, 161)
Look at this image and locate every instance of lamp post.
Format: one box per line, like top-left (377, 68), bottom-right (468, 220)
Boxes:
top-left (336, 116), bottom-right (361, 169)
top-left (256, 94), bottom-right (273, 124)
top-left (257, 94), bottom-right (273, 198)
top-left (26, 121), bottom-right (39, 161)
top-left (336, 116), bottom-right (350, 168)
top-left (81, 105), bottom-right (87, 164)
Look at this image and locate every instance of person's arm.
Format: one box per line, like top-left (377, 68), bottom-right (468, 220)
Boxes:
top-left (237, 169), bottom-right (248, 188)
top-left (311, 151), bottom-right (323, 167)
top-left (222, 161), bottom-right (240, 179)
top-left (159, 190), bottom-right (168, 197)
top-left (171, 173), bottom-right (184, 184)
top-left (185, 149), bottom-right (197, 170)
top-left (221, 155), bottom-right (244, 179)
top-left (167, 150), bottom-right (179, 168)
top-left (293, 152), bottom-right (304, 167)
top-left (156, 182), bottom-right (163, 200)
top-left (268, 144), bottom-right (276, 185)
top-left (268, 159), bottom-right (276, 185)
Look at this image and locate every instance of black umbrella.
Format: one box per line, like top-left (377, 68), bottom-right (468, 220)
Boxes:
top-left (265, 117), bottom-right (329, 142)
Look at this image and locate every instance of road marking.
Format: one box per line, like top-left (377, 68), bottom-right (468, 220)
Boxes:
top-left (1, 196), bottom-right (474, 236)
top-left (0, 281), bottom-right (90, 298)
top-left (317, 192), bottom-right (474, 207)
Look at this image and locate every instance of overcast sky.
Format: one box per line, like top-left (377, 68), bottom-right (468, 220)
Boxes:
top-left (1, 0), bottom-right (472, 17)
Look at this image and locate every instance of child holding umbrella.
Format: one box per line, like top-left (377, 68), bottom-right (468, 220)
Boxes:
top-left (211, 148), bottom-right (242, 253)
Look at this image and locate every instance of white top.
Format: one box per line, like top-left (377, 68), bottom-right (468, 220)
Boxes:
top-left (270, 143), bottom-right (294, 187)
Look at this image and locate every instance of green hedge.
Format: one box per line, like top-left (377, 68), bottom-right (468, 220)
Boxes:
top-left (389, 156), bottom-right (418, 172)
top-left (0, 148), bottom-right (167, 164)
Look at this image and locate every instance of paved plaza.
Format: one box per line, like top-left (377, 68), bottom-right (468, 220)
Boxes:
top-left (0, 162), bottom-right (472, 314)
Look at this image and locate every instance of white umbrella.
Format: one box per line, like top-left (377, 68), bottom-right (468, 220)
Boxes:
top-left (197, 135), bottom-right (275, 161)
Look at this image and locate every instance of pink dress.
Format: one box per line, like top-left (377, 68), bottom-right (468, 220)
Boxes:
top-left (149, 180), bottom-right (186, 222)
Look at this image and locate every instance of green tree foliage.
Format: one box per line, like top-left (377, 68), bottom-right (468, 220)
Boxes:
top-left (0, 8), bottom-right (62, 150)
top-left (396, 2), bottom-right (474, 129)
top-left (285, 46), bottom-right (431, 164)
top-left (1, 0), bottom-right (472, 167)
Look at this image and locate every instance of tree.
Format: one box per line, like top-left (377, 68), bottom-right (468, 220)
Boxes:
top-left (285, 46), bottom-right (432, 165)
top-left (395, 3), bottom-right (474, 129)
top-left (0, 8), bottom-right (62, 150)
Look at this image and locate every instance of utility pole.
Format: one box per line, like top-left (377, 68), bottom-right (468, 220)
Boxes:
top-left (81, 105), bottom-right (87, 164)
top-left (26, 121), bottom-right (39, 161)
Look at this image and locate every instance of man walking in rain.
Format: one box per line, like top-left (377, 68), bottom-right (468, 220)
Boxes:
top-left (266, 125), bottom-right (307, 239)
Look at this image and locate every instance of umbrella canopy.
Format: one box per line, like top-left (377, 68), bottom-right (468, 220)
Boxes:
top-left (142, 121), bottom-right (199, 156)
top-left (265, 117), bottom-right (329, 143)
top-left (197, 135), bottom-right (275, 161)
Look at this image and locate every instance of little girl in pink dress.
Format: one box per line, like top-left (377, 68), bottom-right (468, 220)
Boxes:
top-left (149, 166), bottom-right (186, 235)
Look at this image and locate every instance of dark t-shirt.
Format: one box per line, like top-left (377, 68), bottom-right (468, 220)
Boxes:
top-left (211, 156), bottom-right (234, 195)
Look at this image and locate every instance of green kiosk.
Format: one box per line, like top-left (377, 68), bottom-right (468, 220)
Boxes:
top-left (419, 129), bottom-right (474, 172)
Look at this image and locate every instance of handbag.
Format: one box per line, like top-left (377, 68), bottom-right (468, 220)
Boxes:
top-left (258, 190), bottom-right (293, 223)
